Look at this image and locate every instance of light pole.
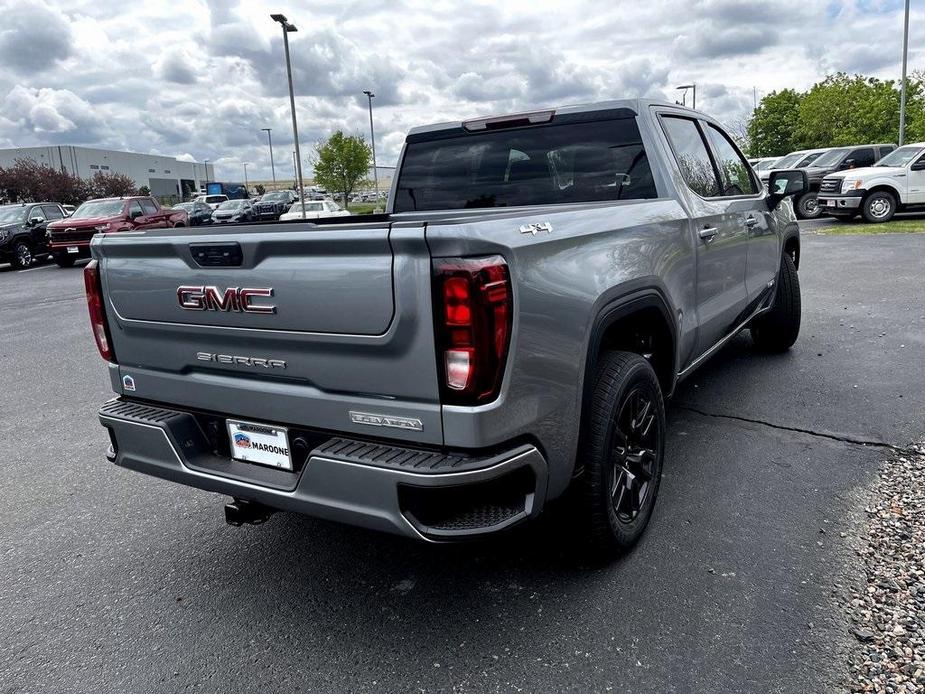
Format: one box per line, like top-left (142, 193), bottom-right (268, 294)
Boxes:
top-left (203, 159), bottom-right (210, 189)
top-left (363, 90), bottom-right (380, 212)
top-left (243, 162), bottom-right (249, 193)
top-left (271, 13), bottom-right (306, 218)
top-left (676, 84), bottom-right (696, 109)
top-left (899, 0), bottom-right (911, 145)
top-left (261, 127), bottom-right (276, 187)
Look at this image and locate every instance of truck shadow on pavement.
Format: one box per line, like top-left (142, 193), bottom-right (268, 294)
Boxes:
top-left (139, 335), bottom-right (864, 691)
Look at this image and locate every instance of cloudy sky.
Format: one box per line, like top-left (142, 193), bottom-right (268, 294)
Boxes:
top-left (0, 0), bottom-right (920, 182)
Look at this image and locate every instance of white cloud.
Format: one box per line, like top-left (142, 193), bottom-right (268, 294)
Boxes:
top-left (0, 0), bottom-right (920, 181)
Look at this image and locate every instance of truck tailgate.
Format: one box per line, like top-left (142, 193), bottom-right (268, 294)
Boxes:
top-left (94, 223), bottom-right (443, 444)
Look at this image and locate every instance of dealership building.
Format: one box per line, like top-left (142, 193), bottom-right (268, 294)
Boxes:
top-left (0, 146), bottom-right (214, 200)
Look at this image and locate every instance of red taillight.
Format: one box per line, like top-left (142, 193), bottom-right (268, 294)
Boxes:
top-left (83, 260), bottom-right (116, 362)
top-left (433, 256), bottom-right (511, 404)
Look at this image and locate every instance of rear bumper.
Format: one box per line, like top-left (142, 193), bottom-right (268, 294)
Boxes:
top-left (99, 398), bottom-right (548, 541)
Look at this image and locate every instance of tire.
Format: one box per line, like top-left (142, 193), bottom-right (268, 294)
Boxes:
top-left (9, 239), bottom-right (34, 269)
top-left (861, 191), bottom-right (896, 223)
top-left (53, 253), bottom-right (76, 268)
top-left (795, 191), bottom-right (820, 219)
top-left (570, 351), bottom-right (666, 561)
top-left (751, 253), bottom-right (801, 352)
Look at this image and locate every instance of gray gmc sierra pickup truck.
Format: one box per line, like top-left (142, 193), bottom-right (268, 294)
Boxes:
top-left (88, 99), bottom-right (807, 559)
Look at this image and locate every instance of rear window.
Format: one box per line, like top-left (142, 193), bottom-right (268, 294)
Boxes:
top-left (393, 116), bottom-right (657, 212)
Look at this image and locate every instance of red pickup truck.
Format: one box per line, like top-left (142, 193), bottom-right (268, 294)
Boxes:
top-left (47, 196), bottom-right (188, 267)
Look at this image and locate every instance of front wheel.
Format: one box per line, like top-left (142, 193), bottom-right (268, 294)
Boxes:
top-left (862, 191), bottom-right (896, 223)
top-left (751, 253), bottom-right (801, 352)
top-left (570, 352), bottom-right (665, 561)
top-left (795, 191), bottom-right (820, 219)
top-left (53, 253), bottom-right (76, 268)
top-left (10, 240), bottom-right (34, 269)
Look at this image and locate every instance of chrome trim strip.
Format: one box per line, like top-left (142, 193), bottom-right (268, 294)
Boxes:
top-left (677, 301), bottom-right (772, 379)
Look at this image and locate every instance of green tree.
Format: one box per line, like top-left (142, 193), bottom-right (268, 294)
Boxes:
top-left (746, 89), bottom-right (803, 156)
top-left (0, 159), bottom-right (89, 204)
top-left (89, 171), bottom-right (138, 198)
top-left (795, 72), bottom-right (925, 148)
top-left (311, 131), bottom-right (371, 207)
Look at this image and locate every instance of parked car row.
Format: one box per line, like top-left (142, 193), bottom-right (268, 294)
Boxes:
top-left (47, 196), bottom-right (189, 267)
top-left (755, 143), bottom-right (898, 220)
top-left (2, 187), bottom-right (360, 269)
top-left (817, 142), bottom-right (925, 223)
top-left (1, 196), bottom-right (189, 269)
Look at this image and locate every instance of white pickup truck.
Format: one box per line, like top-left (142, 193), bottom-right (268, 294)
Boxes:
top-left (817, 142), bottom-right (925, 222)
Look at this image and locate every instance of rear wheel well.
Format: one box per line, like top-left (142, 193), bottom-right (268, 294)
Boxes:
top-left (594, 306), bottom-right (675, 398)
top-left (783, 235), bottom-right (800, 269)
top-left (575, 302), bottom-right (675, 479)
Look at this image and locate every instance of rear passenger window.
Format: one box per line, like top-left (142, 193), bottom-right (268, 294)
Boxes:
top-left (660, 116), bottom-right (720, 198)
top-left (704, 124), bottom-right (758, 196)
top-left (393, 116), bottom-right (658, 211)
top-left (140, 199), bottom-right (158, 215)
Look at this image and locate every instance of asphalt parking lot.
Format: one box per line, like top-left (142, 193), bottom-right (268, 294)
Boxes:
top-left (2, 231), bottom-right (924, 693)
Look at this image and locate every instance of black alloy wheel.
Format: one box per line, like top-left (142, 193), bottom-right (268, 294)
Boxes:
top-left (608, 387), bottom-right (659, 523)
top-left (570, 351), bottom-right (666, 560)
top-left (11, 240), bottom-right (33, 269)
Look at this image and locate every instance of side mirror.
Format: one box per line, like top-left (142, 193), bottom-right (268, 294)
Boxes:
top-left (839, 159), bottom-right (855, 170)
top-left (130, 209), bottom-right (143, 220)
top-left (29, 216), bottom-right (44, 226)
top-left (768, 169), bottom-right (808, 209)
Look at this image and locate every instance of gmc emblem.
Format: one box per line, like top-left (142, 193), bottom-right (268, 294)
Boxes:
top-left (177, 286), bottom-right (276, 314)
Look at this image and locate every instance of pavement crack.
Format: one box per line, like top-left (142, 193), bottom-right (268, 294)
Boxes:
top-left (675, 404), bottom-right (914, 453)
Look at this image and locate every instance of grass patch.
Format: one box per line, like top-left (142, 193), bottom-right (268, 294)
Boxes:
top-left (346, 203), bottom-right (383, 215)
top-left (817, 219), bottom-right (925, 235)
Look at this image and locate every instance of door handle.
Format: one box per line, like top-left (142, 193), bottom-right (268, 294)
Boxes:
top-left (745, 215), bottom-right (759, 227)
top-left (699, 226), bottom-right (718, 241)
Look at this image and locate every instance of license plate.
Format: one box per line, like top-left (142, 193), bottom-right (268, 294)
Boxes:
top-left (226, 419), bottom-right (292, 470)
top-left (67, 246), bottom-right (79, 253)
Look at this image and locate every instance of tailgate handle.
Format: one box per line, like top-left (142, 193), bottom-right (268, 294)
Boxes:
top-left (190, 242), bottom-right (243, 267)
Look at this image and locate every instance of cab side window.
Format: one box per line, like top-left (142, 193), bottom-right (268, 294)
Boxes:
top-left (42, 205), bottom-right (64, 220)
top-left (140, 199), bottom-right (158, 215)
top-left (660, 116), bottom-right (721, 198)
top-left (29, 206), bottom-right (46, 222)
top-left (704, 124), bottom-right (758, 196)
top-left (847, 148), bottom-right (875, 168)
top-left (128, 201), bottom-right (144, 218)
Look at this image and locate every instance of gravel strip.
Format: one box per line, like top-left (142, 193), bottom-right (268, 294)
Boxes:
top-left (846, 443), bottom-right (925, 693)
